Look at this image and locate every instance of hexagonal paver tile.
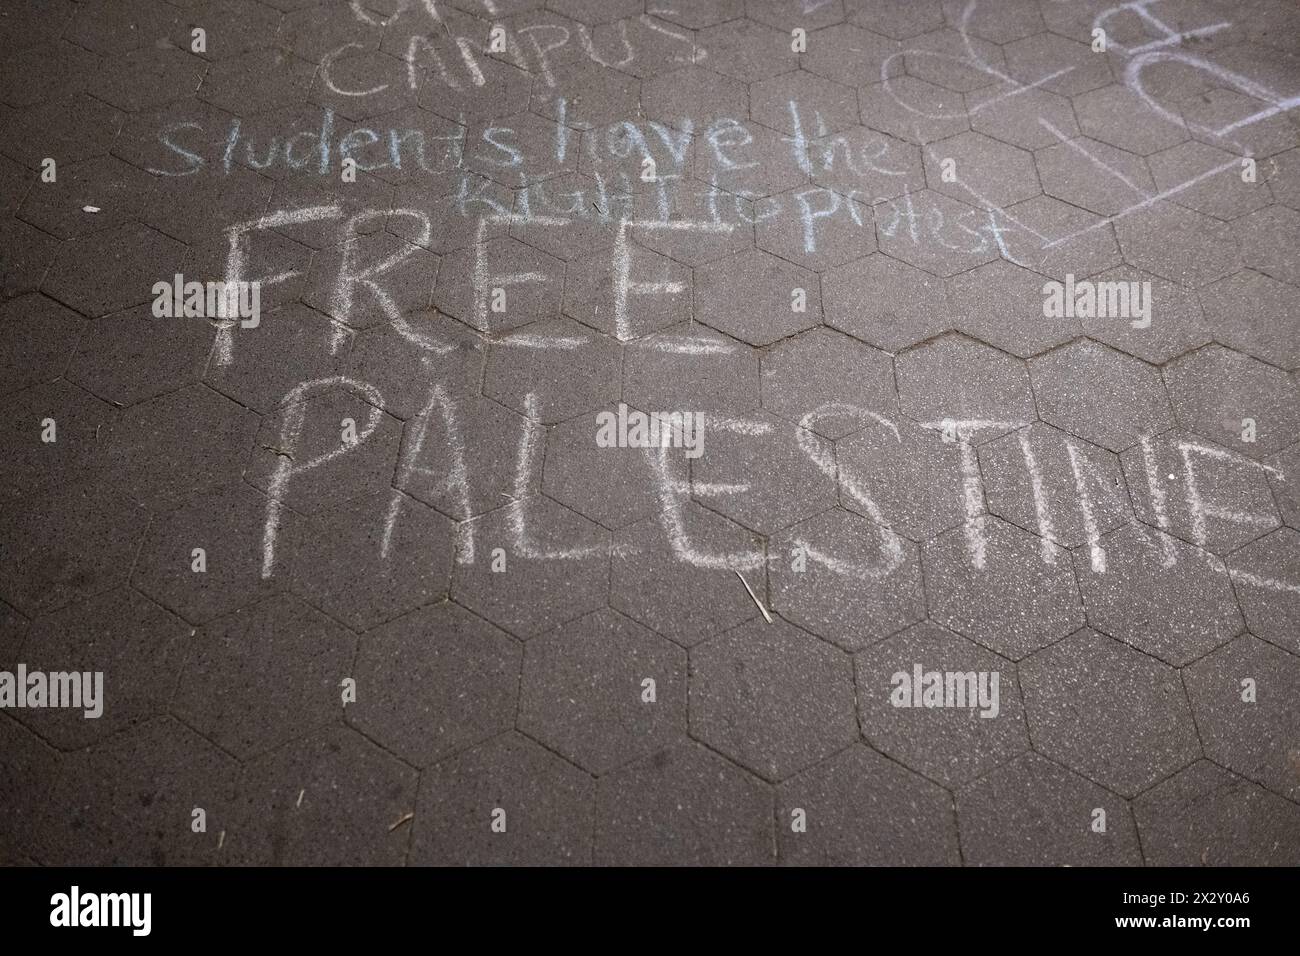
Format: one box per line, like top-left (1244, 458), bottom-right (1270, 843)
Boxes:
top-left (464, 111), bottom-right (579, 186)
top-left (611, 500), bottom-right (765, 646)
top-left (388, 177), bottom-right (510, 256)
top-left (1148, 140), bottom-right (1272, 221)
top-left (900, 28), bottom-right (1006, 94)
top-left (809, 125), bottom-right (925, 202)
top-left (755, 187), bottom-right (877, 271)
top-left (874, 189), bottom-right (999, 276)
top-left (577, 125), bottom-right (697, 197)
top-left (695, 249), bottom-right (819, 346)
top-left (418, 47), bottom-right (533, 124)
top-left (823, 252), bottom-right (956, 350)
top-left (694, 119), bottom-right (809, 199)
top-left (97, 47), bottom-right (207, 113)
top-left (928, 131), bottom-right (1040, 209)
top-left (857, 75), bottom-right (968, 145)
top-left (956, 752), bottom-right (1142, 865)
top-left (623, 325), bottom-right (760, 416)
top-left (595, 740), bottom-right (773, 865)
top-left (698, 19), bottom-right (798, 83)
top-left (531, 60), bottom-right (640, 130)
top-left (411, 731), bottom-right (593, 865)
top-left (1034, 136), bottom-right (1155, 217)
top-left (999, 194), bottom-right (1121, 281)
top-left (230, 726), bottom-right (417, 866)
top-left (1121, 431), bottom-right (1281, 556)
top-left (641, 64), bottom-right (749, 131)
top-left (0, 483), bottom-right (147, 617)
top-left (172, 594), bottom-right (357, 760)
top-left (0, 41), bottom-right (98, 110)
top-left (68, 304), bottom-right (213, 408)
top-left (290, 490), bottom-right (454, 631)
top-left (1077, 267), bottom-right (1209, 364)
top-left (1185, 634), bottom-right (1300, 802)
top-left (541, 403), bottom-right (687, 530)
top-left (35, 717), bottom-right (238, 866)
top-left (1165, 345), bottom-right (1300, 459)
top-left (967, 85), bottom-right (1078, 151)
top-left (1002, 32), bottom-right (1114, 97)
top-left (435, 237), bottom-right (564, 334)
top-left (277, 1), bottom-right (381, 61)
top-left (1114, 201), bottom-right (1240, 288)
top-left (1020, 628), bottom-right (1200, 796)
top-left (453, 496), bottom-right (609, 638)
top-left (855, 621), bottom-right (1029, 786)
top-left (690, 617), bottom-right (857, 781)
top-left (1074, 84), bottom-right (1189, 155)
top-left (942, 0), bottom-right (1043, 43)
top-left (349, 602), bottom-right (520, 768)
top-left (896, 333), bottom-right (1035, 439)
top-left (626, 182), bottom-right (757, 267)
top-left (245, 385), bottom-right (403, 515)
top-left (17, 155), bottom-right (154, 240)
top-left (308, 49), bottom-right (416, 121)
top-left (1201, 269), bottom-right (1300, 370)
top-left (1227, 529), bottom-right (1300, 656)
top-left (0, 380), bottom-right (116, 493)
top-left (776, 743), bottom-right (959, 865)
top-left (770, 508), bottom-right (925, 650)
top-left (303, 234), bottom-right (437, 331)
top-left (519, 608), bottom-right (686, 774)
top-left (0, 294), bottom-right (86, 398)
top-left (0, 716), bottom-right (57, 864)
top-left (562, 234), bottom-right (691, 338)
top-left (199, 49), bottom-right (315, 115)
top-left (949, 259), bottom-right (1079, 358)
top-left (761, 327), bottom-right (897, 435)
top-left (16, 588), bottom-right (189, 749)
top-left (395, 393), bottom-right (530, 520)
top-left (173, 0), bottom-right (282, 61)
top-left (483, 319), bottom-right (621, 424)
top-left (801, 23), bottom-right (900, 88)
top-left (849, 0), bottom-right (943, 39)
top-left (1134, 760), bottom-right (1300, 866)
top-left (549, 0), bottom-right (640, 24)
top-left (752, 71), bottom-right (860, 137)
top-left (981, 423), bottom-right (1131, 550)
top-left (924, 514), bottom-right (1085, 660)
top-left (132, 482), bottom-right (286, 624)
top-left (1073, 522), bottom-right (1243, 665)
top-left (206, 303), bottom-right (348, 415)
top-left (345, 318), bottom-right (482, 422)
top-left (42, 223), bottom-right (186, 318)
top-left (1029, 340), bottom-right (1173, 452)
top-left (1181, 80), bottom-right (1300, 156)
top-left (749, 0), bottom-right (846, 30)
top-left (648, 0), bottom-right (742, 29)
top-left (101, 384), bottom-right (262, 511)
top-left (692, 410), bottom-right (838, 534)
top-left (836, 416), bottom-right (968, 538)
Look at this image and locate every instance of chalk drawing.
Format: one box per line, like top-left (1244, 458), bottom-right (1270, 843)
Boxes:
top-left (261, 377), bottom-right (387, 579)
top-left (220, 205), bottom-right (343, 367)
